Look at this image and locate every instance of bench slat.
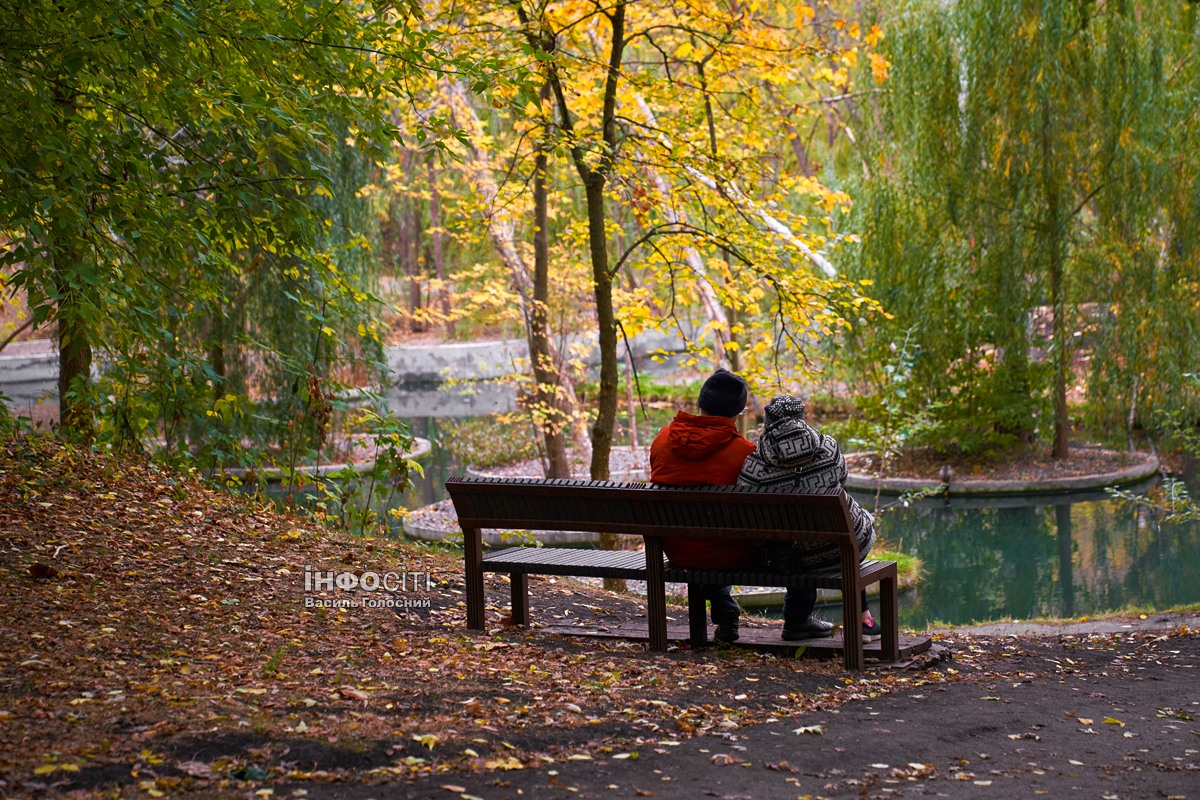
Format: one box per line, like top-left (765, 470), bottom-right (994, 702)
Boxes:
top-left (484, 547), bottom-right (649, 579)
top-left (482, 549), bottom-right (896, 591)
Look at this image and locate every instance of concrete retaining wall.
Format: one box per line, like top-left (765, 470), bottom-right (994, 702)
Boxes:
top-left (2, 329), bottom-right (696, 405)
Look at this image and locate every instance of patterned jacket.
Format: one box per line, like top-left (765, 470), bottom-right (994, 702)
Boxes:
top-left (736, 395), bottom-right (876, 568)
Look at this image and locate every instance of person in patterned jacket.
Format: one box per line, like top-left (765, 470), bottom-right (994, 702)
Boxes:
top-left (737, 394), bottom-right (882, 641)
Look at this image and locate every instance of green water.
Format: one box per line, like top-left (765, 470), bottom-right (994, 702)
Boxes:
top-left (852, 484), bottom-right (1200, 627)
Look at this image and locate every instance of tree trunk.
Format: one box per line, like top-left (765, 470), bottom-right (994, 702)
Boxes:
top-left (53, 246), bottom-right (93, 438)
top-left (1043, 97), bottom-right (1070, 459)
top-left (427, 159), bottom-right (452, 338)
top-left (584, 176), bottom-right (619, 484)
top-left (624, 347), bottom-right (638, 452)
top-left (518, 0), bottom-right (625, 584)
top-left (401, 151), bottom-right (424, 332)
top-left (584, 176), bottom-right (624, 581)
top-left (210, 310), bottom-right (227, 403)
top-left (530, 109), bottom-right (570, 478)
top-left (1049, 244), bottom-right (1070, 459)
top-left (437, 77), bottom-right (584, 443)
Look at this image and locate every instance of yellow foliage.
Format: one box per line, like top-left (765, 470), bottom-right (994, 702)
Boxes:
top-left (869, 52), bottom-right (891, 84)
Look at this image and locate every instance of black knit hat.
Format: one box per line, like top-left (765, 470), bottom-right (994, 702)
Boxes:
top-left (697, 368), bottom-right (748, 417)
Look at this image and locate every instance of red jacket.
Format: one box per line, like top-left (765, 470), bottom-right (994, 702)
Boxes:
top-left (649, 411), bottom-right (757, 568)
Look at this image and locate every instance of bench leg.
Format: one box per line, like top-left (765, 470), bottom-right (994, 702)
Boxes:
top-left (842, 587), bottom-right (863, 671)
top-left (464, 527), bottom-right (485, 630)
top-left (687, 583), bottom-right (708, 646)
top-left (644, 537), bottom-right (668, 652)
top-left (880, 569), bottom-right (900, 662)
top-left (510, 573), bottom-right (529, 626)
top-left (842, 550), bottom-right (864, 670)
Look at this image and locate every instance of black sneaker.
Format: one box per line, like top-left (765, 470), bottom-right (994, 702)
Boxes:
top-left (862, 619), bottom-right (882, 641)
top-left (714, 620), bottom-right (740, 643)
top-left (781, 617), bottom-right (835, 640)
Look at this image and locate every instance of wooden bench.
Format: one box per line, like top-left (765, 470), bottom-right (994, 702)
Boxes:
top-left (445, 476), bottom-right (903, 670)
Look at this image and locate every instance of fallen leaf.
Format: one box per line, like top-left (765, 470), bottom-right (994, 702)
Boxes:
top-left (29, 563), bottom-right (60, 580)
top-left (339, 686), bottom-right (368, 703)
top-left (177, 761), bottom-right (215, 778)
top-left (412, 733), bottom-right (440, 749)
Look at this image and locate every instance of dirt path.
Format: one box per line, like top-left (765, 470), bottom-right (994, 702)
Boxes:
top-left (393, 630), bottom-right (1199, 800)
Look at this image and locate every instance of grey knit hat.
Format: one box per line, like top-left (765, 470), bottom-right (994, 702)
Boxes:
top-left (764, 394), bottom-right (806, 425)
top-left (697, 368), bottom-right (748, 417)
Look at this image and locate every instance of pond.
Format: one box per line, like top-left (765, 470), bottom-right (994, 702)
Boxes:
top-left (849, 481), bottom-right (1200, 627)
top-left (396, 385), bottom-right (1200, 628)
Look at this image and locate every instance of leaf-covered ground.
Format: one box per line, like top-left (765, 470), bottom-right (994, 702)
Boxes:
top-left (1, 436), bottom-right (1195, 799)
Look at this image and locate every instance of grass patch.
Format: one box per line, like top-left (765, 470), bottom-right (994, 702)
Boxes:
top-left (921, 601), bottom-right (1200, 629)
top-left (874, 549), bottom-right (922, 591)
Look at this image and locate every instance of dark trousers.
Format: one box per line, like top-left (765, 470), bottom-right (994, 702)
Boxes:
top-left (782, 587), bottom-right (819, 625)
top-left (783, 588), bottom-right (869, 626)
top-left (706, 585), bottom-right (741, 624)
top-left (764, 542), bottom-right (870, 626)
top-left (711, 586), bottom-right (869, 626)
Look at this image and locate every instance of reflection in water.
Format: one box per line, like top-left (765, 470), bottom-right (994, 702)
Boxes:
top-left (387, 381), bottom-right (516, 419)
top-left (1056, 504), bottom-right (1073, 617)
top-left (853, 485), bottom-right (1200, 627)
top-left (396, 381), bottom-right (519, 510)
top-left (404, 416), bottom-right (465, 510)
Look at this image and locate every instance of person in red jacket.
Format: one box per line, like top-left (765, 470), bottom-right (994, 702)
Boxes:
top-left (649, 368), bottom-right (756, 642)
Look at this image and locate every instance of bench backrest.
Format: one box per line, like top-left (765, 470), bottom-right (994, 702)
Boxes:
top-left (445, 476), bottom-right (857, 548)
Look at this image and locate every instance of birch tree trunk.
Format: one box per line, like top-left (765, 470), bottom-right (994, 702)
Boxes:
top-left (531, 87), bottom-right (571, 478)
top-left (438, 78), bottom-right (582, 468)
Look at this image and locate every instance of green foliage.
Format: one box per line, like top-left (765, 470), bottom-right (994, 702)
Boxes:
top-left (0, 391), bottom-right (30, 438)
top-left (1155, 374), bottom-right (1200, 460)
top-left (1108, 479), bottom-right (1199, 526)
top-left (844, 0), bottom-right (1200, 453)
top-left (0, 0), bottom-right (487, 525)
top-left (306, 408), bottom-right (424, 537)
top-left (827, 330), bottom-right (947, 464)
top-left (1106, 372), bottom-right (1200, 526)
